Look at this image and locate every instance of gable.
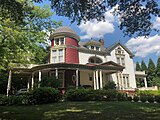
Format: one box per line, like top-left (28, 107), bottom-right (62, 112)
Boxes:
top-left (107, 42), bottom-right (134, 58)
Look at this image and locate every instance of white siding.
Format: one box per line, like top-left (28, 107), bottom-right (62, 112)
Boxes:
top-left (106, 45), bottom-right (137, 89)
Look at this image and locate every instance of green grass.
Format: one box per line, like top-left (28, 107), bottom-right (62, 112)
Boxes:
top-left (0, 101), bottom-right (160, 120)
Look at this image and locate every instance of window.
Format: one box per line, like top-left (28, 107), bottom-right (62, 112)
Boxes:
top-left (52, 49), bottom-right (64, 63)
top-left (54, 37), bottom-right (64, 46)
top-left (116, 56), bottom-right (125, 67)
top-left (59, 49), bottom-right (63, 62)
top-left (52, 50), bottom-right (57, 63)
top-left (88, 56), bottom-right (102, 63)
top-left (121, 57), bottom-right (125, 66)
top-left (117, 57), bottom-right (120, 65)
top-left (89, 45), bottom-right (100, 51)
top-left (122, 74), bottom-right (129, 88)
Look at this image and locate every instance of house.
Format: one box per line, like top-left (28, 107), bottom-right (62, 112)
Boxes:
top-left (7, 26), bottom-right (147, 95)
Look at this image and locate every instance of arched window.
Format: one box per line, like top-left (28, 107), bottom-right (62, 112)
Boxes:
top-left (88, 56), bottom-right (102, 63)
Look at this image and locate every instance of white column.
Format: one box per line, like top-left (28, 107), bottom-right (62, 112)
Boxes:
top-left (93, 71), bottom-right (96, 90)
top-left (31, 72), bottom-right (34, 90)
top-left (99, 70), bottom-right (103, 89)
top-left (55, 68), bottom-right (58, 79)
top-left (38, 70), bottom-right (42, 88)
top-left (76, 69), bottom-right (79, 89)
top-left (27, 77), bottom-right (30, 92)
top-left (96, 70), bottom-right (99, 89)
top-left (144, 77), bottom-right (148, 88)
top-left (7, 70), bottom-right (12, 96)
top-left (118, 72), bottom-right (121, 90)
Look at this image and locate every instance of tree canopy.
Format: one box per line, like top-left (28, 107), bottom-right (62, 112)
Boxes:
top-left (136, 62), bottom-right (141, 71)
top-left (0, 2), bottom-right (61, 71)
top-left (1, 0), bottom-right (159, 37)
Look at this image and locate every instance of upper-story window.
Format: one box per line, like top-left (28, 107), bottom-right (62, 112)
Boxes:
top-left (89, 46), bottom-right (100, 51)
top-left (88, 56), bottom-right (102, 63)
top-left (115, 47), bottom-right (125, 67)
top-left (54, 37), bottom-right (64, 46)
top-left (52, 49), bottom-right (64, 63)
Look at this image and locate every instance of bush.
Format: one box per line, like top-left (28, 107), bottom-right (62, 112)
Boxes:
top-left (66, 88), bottom-right (91, 101)
top-left (29, 87), bottom-right (61, 104)
top-left (0, 95), bottom-right (8, 105)
top-left (133, 96), bottom-right (139, 102)
top-left (127, 96), bottom-right (132, 101)
top-left (117, 92), bottom-right (127, 101)
top-left (140, 95), bottom-right (147, 103)
top-left (147, 95), bottom-right (154, 103)
top-left (104, 80), bottom-right (116, 90)
top-left (155, 95), bottom-right (160, 103)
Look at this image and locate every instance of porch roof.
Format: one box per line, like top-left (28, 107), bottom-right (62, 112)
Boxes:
top-left (10, 61), bottom-right (124, 74)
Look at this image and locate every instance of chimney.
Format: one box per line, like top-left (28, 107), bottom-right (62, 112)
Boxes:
top-left (99, 37), bottom-right (104, 47)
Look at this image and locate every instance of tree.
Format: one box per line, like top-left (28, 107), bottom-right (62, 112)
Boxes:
top-left (1, 0), bottom-right (159, 37)
top-left (0, 3), bottom-right (61, 71)
top-left (141, 60), bottom-right (148, 72)
top-left (104, 80), bottom-right (116, 90)
top-left (147, 58), bottom-right (156, 87)
top-left (156, 58), bottom-right (160, 77)
top-left (136, 62), bottom-right (141, 71)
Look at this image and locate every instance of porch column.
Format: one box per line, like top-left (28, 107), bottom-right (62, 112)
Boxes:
top-left (118, 72), bottom-right (121, 90)
top-left (93, 71), bottom-right (96, 90)
top-left (27, 77), bottom-right (30, 92)
top-left (99, 70), bottom-right (103, 89)
top-left (7, 70), bottom-right (12, 96)
top-left (55, 68), bottom-right (58, 79)
top-left (144, 77), bottom-right (148, 88)
top-left (76, 69), bottom-right (79, 89)
top-left (96, 70), bottom-right (99, 89)
top-left (38, 70), bottom-right (42, 88)
top-left (31, 72), bottom-right (34, 90)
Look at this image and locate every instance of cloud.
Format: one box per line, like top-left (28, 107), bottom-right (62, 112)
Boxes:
top-left (126, 35), bottom-right (160, 57)
top-left (153, 17), bottom-right (160, 30)
top-left (78, 7), bottom-right (117, 39)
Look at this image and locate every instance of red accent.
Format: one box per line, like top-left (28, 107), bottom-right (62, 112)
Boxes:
top-left (119, 90), bottom-right (135, 96)
top-left (65, 48), bottom-right (79, 63)
top-left (51, 40), bottom-right (54, 46)
top-left (65, 37), bottom-right (78, 46)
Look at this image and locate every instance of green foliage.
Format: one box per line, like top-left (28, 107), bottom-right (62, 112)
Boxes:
top-left (117, 92), bottom-right (127, 101)
top-left (140, 95), bottom-right (147, 103)
top-left (29, 87), bottom-right (61, 104)
top-left (104, 80), bottom-right (116, 90)
top-left (147, 95), bottom-right (154, 103)
top-left (147, 58), bottom-right (156, 87)
top-left (141, 60), bottom-right (148, 72)
top-left (40, 76), bottom-right (62, 88)
top-left (127, 96), bottom-right (132, 101)
top-left (155, 95), bottom-right (160, 103)
top-left (156, 58), bottom-right (160, 77)
top-left (136, 90), bottom-right (160, 96)
top-left (133, 96), bottom-right (139, 102)
top-left (0, 2), bottom-right (62, 72)
top-left (136, 62), bottom-right (141, 71)
top-left (66, 88), bottom-right (120, 101)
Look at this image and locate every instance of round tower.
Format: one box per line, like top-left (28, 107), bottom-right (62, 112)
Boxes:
top-left (49, 26), bottom-right (80, 64)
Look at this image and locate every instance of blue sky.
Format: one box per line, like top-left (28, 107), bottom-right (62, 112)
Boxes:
top-left (37, 1), bottom-right (160, 65)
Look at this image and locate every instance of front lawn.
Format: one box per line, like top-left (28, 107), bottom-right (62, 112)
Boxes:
top-left (0, 101), bottom-right (160, 120)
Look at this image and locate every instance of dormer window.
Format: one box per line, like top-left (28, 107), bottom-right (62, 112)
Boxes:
top-left (89, 45), bottom-right (100, 51)
top-left (115, 46), bottom-right (125, 67)
top-left (54, 37), bottom-right (64, 46)
top-left (116, 47), bottom-right (124, 55)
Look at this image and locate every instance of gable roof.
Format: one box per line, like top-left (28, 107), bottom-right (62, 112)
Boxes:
top-left (106, 41), bottom-right (134, 58)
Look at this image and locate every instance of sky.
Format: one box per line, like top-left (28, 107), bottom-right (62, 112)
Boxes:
top-left (37, 1), bottom-right (160, 65)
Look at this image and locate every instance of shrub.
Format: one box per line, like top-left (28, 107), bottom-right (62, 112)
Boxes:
top-left (117, 92), bottom-right (127, 101)
top-left (66, 88), bottom-right (91, 101)
top-left (147, 95), bottom-right (154, 103)
top-left (0, 95), bottom-right (8, 105)
top-left (127, 96), bottom-right (132, 101)
top-left (140, 95), bottom-right (147, 103)
top-left (105, 90), bottom-right (117, 101)
top-left (133, 96), bottom-right (139, 102)
top-left (29, 87), bottom-right (61, 104)
top-left (104, 80), bottom-right (116, 90)
top-left (155, 95), bottom-right (160, 103)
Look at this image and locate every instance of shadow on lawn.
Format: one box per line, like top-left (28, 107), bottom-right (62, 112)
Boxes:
top-left (42, 102), bottom-right (160, 120)
top-left (0, 102), bottom-right (160, 120)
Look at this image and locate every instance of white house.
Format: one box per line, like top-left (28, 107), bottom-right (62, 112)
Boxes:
top-left (7, 26), bottom-right (147, 95)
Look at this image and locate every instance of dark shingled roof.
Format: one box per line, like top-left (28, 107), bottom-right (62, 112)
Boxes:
top-left (54, 26), bottom-right (76, 34)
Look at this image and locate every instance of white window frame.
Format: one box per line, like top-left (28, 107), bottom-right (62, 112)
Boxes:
top-left (52, 49), bottom-right (65, 63)
top-left (54, 37), bottom-right (65, 46)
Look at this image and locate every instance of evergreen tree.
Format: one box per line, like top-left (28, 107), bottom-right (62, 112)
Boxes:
top-left (147, 58), bottom-right (156, 87)
top-left (156, 58), bottom-right (160, 77)
top-left (141, 60), bottom-right (148, 72)
top-left (136, 62), bottom-right (141, 71)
